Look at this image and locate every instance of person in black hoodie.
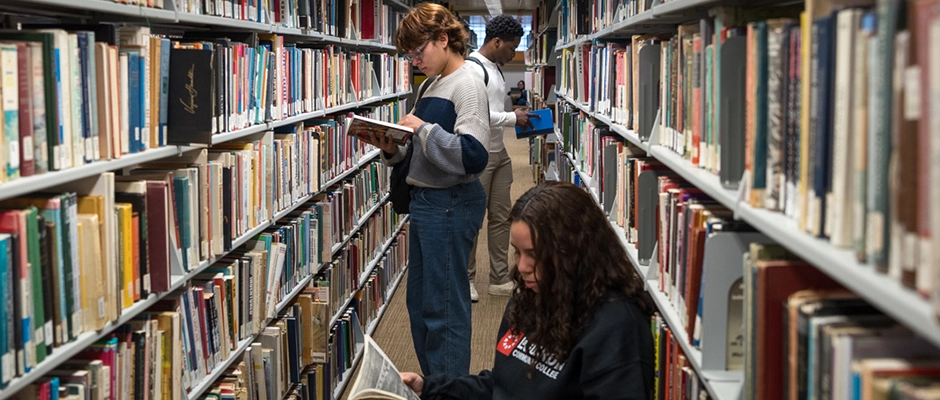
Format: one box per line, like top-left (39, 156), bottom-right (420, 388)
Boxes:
top-left (400, 181), bottom-right (656, 400)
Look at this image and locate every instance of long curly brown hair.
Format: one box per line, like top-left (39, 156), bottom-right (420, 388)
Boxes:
top-left (394, 3), bottom-right (468, 56)
top-left (507, 181), bottom-right (655, 366)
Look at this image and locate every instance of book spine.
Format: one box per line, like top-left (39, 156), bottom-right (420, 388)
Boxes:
top-left (1, 44), bottom-right (20, 180)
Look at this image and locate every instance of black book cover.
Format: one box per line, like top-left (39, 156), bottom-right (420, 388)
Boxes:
top-left (132, 330), bottom-right (147, 400)
top-left (60, 193), bottom-right (75, 341)
top-left (222, 165), bottom-right (233, 251)
top-left (167, 47), bottom-right (215, 146)
top-left (37, 215), bottom-right (54, 354)
top-left (7, 233), bottom-right (22, 374)
top-left (285, 316), bottom-right (301, 384)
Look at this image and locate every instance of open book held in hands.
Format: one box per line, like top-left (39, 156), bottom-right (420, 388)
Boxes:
top-left (347, 115), bottom-right (414, 146)
top-left (348, 335), bottom-right (421, 400)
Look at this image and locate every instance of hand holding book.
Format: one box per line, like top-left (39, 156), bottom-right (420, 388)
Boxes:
top-left (348, 114), bottom-right (416, 153)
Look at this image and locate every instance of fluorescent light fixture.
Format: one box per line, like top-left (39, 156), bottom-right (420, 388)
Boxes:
top-left (484, 0), bottom-right (503, 16)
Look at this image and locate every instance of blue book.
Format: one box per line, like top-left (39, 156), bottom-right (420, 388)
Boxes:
top-left (0, 233), bottom-right (11, 385)
top-left (514, 108), bottom-right (555, 139)
top-left (159, 38), bottom-right (170, 147)
top-left (173, 176), bottom-right (192, 268)
top-left (76, 32), bottom-right (97, 163)
top-left (123, 50), bottom-right (141, 153)
top-left (179, 288), bottom-right (198, 372)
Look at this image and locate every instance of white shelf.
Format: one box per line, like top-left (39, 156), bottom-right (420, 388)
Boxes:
top-left (187, 337), bottom-right (255, 400)
top-left (333, 263), bottom-right (409, 400)
top-left (7, 0), bottom-right (409, 48)
top-left (211, 91), bottom-right (412, 145)
top-left (330, 217), bottom-right (407, 327)
top-left (358, 219), bottom-right (409, 289)
top-left (651, 0), bottom-right (724, 17)
top-left (176, 11), bottom-right (274, 31)
top-left (0, 146), bottom-right (183, 201)
top-left (647, 145), bottom-right (739, 210)
top-left (613, 224), bottom-right (647, 279)
top-left (274, 194), bottom-right (314, 221)
top-left (273, 91), bottom-right (412, 128)
top-left (366, 262), bottom-right (408, 336)
top-left (322, 149), bottom-right (381, 189)
top-left (0, 92), bottom-right (406, 201)
top-left (7, 0), bottom-right (177, 21)
top-left (735, 204), bottom-right (940, 349)
top-left (330, 193), bottom-right (391, 256)
top-left (555, 91), bottom-right (650, 152)
top-left (0, 151), bottom-right (386, 397)
top-left (314, 35), bottom-right (397, 51)
top-left (647, 286), bottom-right (743, 400)
top-left (0, 273), bottom-right (185, 398)
top-left (384, 0), bottom-right (410, 11)
top-left (187, 264), bottom-right (321, 400)
top-left (209, 122), bottom-right (276, 145)
top-left (553, 0), bottom-right (727, 51)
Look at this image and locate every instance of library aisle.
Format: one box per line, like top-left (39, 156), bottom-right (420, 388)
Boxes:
top-left (340, 126), bottom-right (535, 398)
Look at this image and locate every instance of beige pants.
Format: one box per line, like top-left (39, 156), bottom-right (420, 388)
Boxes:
top-left (468, 147), bottom-right (513, 285)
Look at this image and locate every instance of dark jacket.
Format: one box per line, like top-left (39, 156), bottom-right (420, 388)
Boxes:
top-left (421, 295), bottom-right (654, 400)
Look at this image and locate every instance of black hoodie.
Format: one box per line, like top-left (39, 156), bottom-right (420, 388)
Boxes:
top-left (421, 296), bottom-right (654, 400)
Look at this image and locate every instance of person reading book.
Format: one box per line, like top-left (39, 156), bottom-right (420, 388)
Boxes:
top-left (359, 2), bottom-right (490, 378)
top-left (399, 181), bottom-right (656, 400)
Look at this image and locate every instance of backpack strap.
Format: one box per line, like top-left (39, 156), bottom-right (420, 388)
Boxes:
top-left (464, 56), bottom-right (489, 86)
top-left (412, 75), bottom-right (437, 113)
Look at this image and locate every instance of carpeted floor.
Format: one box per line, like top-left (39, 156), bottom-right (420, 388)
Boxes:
top-left (340, 127), bottom-right (536, 398)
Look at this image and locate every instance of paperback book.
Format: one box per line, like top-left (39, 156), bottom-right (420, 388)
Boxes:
top-left (347, 114), bottom-right (413, 145)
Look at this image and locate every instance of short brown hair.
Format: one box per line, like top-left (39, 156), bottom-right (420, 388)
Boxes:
top-left (395, 3), bottom-right (468, 56)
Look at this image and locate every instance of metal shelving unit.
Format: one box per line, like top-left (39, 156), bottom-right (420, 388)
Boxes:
top-left (547, 0), bottom-right (940, 388)
top-left (384, 0), bottom-right (411, 12)
top-left (647, 288), bottom-right (743, 400)
top-left (0, 0), bottom-right (416, 397)
top-left (646, 145), bottom-right (739, 210)
top-left (0, 146), bottom-right (181, 201)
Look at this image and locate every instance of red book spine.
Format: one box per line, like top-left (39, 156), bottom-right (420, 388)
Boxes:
top-left (16, 43), bottom-right (33, 177)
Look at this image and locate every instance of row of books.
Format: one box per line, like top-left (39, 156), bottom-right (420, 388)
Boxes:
top-left (529, 0), bottom-right (554, 40)
top-left (555, 0), bottom-right (940, 322)
top-left (194, 228), bottom-right (410, 400)
top-left (99, 0), bottom-right (408, 46)
top-left (524, 31), bottom-right (558, 66)
top-left (526, 133), bottom-right (560, 184)
top-left (0, 104), bottom-right (403, 389)
top-left (0, 25), bottom-right (409, 183)
top-left (556, 0), bottom-right (657, 45)
top-left (3, 176), bottom-right (406, 400)
top-left (551, 113), bottom-right (940, 399)
top-left (651, 315), bottom-right (710, 400)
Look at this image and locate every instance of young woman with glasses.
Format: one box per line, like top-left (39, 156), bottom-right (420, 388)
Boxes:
top-left (359, 2), bottom-right (491, 378)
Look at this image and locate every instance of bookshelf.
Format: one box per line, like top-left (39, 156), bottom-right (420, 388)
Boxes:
top-left (549, 0), bottom-right (940, 398)
top-left (0, 0), bottom-right (414, 397)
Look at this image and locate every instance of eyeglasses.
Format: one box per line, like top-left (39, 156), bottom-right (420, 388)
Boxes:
top-left (405, 41), bottom-right (432, 62)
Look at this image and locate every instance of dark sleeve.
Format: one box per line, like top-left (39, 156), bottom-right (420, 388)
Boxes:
top-left (578, 301), bottom-right (654, 400)
top-left (421, 370), bottom-right (495, 400)
top-left (580, 361), bottom-right (650, 400)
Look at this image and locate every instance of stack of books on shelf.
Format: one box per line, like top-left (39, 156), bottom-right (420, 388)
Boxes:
top-left (0, 0), bottom-right (415, 398)
top-left (548, 0), bottom-right (940, 398)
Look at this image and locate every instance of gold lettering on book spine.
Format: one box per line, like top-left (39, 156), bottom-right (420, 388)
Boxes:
top-left (180, 64), bottom-right (198, 115)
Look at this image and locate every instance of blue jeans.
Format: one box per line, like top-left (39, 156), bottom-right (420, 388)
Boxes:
top-left (407, 181), bottom-right (486, 377)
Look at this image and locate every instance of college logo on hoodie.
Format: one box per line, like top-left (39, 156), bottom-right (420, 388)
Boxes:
top-left (496, 329), bottom-right (565, 379)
